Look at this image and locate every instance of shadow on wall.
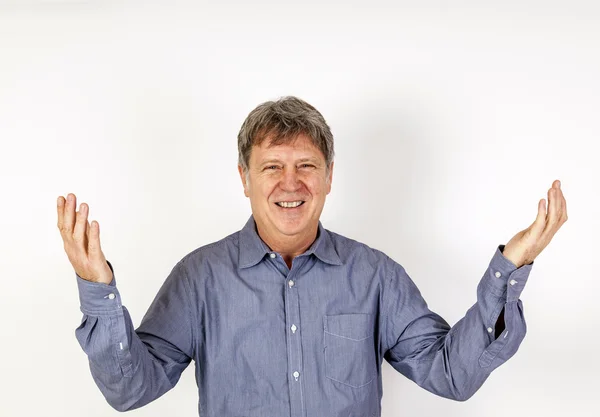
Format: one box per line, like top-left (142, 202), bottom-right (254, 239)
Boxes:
top-left (325, 89), bottom-right (446, 258)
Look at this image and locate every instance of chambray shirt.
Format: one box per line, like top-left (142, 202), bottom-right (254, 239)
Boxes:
top-left (75, 215), bottom-right (533, 416)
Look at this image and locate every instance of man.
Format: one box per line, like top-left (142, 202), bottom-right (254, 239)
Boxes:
top-left (57, 96), bottom-right (567, 416)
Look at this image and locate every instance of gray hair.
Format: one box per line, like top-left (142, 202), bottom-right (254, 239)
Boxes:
top-left (237, 96), bottom-right (334, 174)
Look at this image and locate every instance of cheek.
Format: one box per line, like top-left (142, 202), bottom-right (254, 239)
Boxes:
top-left (307, 180), bottom-right (328, 198)
top-left (256, 179), bottom-right (278, 199)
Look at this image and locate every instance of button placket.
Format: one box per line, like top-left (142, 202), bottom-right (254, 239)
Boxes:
top-left (283, 259), bottom-right (306, 417)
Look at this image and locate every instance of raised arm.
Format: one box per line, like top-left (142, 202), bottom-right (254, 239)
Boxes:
top-left (57, 193), bottom-right (194, 411)
top-left (382, 180), bottom-right (567, 400)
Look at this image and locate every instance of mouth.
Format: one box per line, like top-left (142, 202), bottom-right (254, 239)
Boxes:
top-left (274, 200), bottom-right (305, 208)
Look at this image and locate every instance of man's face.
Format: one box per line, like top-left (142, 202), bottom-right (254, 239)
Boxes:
top-left (238, 133), bottom-right (333, 242)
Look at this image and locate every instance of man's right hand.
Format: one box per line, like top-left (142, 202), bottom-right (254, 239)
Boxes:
top-left (57, 193), bottom-right (113, 284)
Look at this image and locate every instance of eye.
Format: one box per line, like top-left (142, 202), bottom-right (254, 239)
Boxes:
top-left (265, 165), bottom-right (280, 170)
top-left (300, 164), bottom-right (315, 169)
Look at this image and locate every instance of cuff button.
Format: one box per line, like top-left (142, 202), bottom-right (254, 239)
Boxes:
top-left (494, 271), bottom-right (502, 278)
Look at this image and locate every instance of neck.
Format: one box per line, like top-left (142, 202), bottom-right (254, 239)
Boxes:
top-left (255, 221), bottom-right (319, 269)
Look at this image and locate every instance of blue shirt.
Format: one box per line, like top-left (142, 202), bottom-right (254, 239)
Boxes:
top-left (75, 215), bottom-right (533, 416)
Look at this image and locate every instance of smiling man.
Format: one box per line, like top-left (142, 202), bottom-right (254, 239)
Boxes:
top-left (58, 96), bottom-right (568, 416)
top-left (238, 129), bottom-right (333, 269)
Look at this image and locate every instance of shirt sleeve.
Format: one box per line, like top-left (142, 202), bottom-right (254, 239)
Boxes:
top-left (74, 259), bottom-right (195, 411)
top-left (382, 244), bottom-right (533, 401)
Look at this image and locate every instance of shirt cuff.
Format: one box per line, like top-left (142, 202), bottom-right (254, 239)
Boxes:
top-left (482, 245), bottom-right (534, 302)
top-left (76, 260), bottom-right (122, 315)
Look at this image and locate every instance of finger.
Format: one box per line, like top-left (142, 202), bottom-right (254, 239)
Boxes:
top-left (84, 220), bottom-right (90, 255)
top-left (73, 202), bottom-right (89, 247)
top-left (557, 181), bottom-right (568, 222)
top-left (543, 186), bottom-right (560, 235)
top-left (57, 196), bottom-right (66, 232)
top-left (63, 193), bottom-right (77, 237)
top-left (88, 220), bottom-right (103, 259)
top-left (532, 198), bottom-right (547, 233)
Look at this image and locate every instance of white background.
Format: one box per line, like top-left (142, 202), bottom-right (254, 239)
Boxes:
top-left (1, 1), bottom-right (598, 416)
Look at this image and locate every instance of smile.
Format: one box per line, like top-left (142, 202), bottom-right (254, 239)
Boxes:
top-left (275, 201), bottom-right (305, 208)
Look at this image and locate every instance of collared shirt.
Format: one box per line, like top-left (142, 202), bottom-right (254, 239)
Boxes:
top-left (75, 215), bottom-right (533, 416)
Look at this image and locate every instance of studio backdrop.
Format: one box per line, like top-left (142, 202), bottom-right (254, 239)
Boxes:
top-left (0, 1), bottom-right (597, 416)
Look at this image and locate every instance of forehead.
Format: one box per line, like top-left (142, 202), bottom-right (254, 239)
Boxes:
top-left (251, 133), bottom-right (326, 161)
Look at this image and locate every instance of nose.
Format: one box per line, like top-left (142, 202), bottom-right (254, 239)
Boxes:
top-left (279, 167), bottom-right (301, 191)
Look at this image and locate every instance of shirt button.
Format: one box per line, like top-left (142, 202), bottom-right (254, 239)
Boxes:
top-left (293, 371), bottom-right (300, 380)
top-left (487, 327), bottom-right (493, 333)
top-left (495, 271), bottom-right (501, 278)
top-left (269, 253), bottom-right (276, 259)
top-left (510, 279), bottom-right (518, 286)
top-left (288, 280), bottom-right (294, 288)
top-left (108, 293), bottom-right (115, 300)
top-left (291, 324), bottom-right (297, 333)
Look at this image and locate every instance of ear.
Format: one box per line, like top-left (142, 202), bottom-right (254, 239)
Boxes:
top-left (326, 161), bottom-right (334, 194)
top-left (238, 164), bottom-right (250, 197)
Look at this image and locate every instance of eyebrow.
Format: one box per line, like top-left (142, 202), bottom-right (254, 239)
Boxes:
top-left (259, 157), bottom-right (322, 166)
top-left (297, 157), bottom-right (321, 164)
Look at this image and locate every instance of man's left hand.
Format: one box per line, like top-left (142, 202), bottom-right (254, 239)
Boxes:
top-left (502, 179), bottom-right (568, 268)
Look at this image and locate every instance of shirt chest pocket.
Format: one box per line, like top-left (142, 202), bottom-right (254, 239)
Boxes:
top-left (323, 313), bottom-right (377, 388)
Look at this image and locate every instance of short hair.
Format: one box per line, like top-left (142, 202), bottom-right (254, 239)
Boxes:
top-left (237, 96), bottom-right (334, 173)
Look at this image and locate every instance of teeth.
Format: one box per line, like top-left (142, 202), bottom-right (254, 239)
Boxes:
top-left (277, 201), bottom-right (303, 208)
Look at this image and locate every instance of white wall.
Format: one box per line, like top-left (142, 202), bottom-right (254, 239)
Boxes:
top-left (1, 1), bottom-right (598, 416)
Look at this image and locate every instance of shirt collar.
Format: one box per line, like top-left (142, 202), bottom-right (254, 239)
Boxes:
top-left (238, 215), bottom-right (342, 269)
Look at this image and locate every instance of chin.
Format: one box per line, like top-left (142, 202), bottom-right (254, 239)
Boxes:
top-left (275, 221), bottom-right (307, 237)
top-left (270, 213), bottom-right (316, 236)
